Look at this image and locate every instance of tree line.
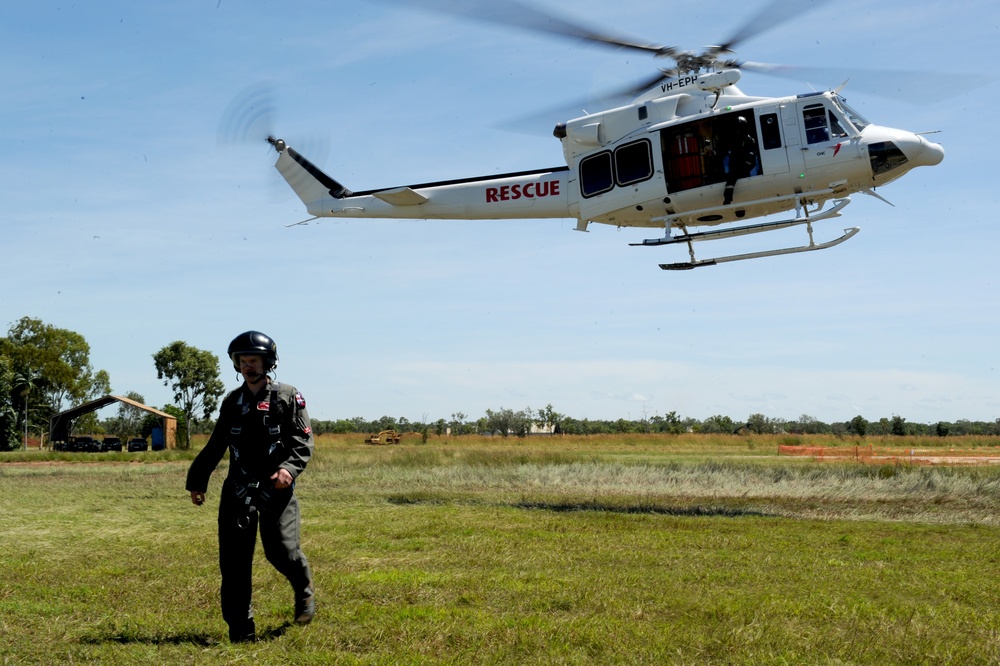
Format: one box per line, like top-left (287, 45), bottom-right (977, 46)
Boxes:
top-left (309, 409), bottom-right (1000, 439)
top-left (3, 318), bottom-right (999, 451)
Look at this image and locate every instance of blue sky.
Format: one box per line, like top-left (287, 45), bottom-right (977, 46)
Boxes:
top-left (4, 0), bottom-right (999, 425)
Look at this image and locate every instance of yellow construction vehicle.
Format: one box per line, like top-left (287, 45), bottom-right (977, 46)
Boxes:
top-left (364, 430), bottom-right (402, 445)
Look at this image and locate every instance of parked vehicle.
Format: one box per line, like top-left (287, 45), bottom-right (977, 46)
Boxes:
top-left (127, 438), bottom-right (148, 452)
top-left (68, 437), bottom-right (101, 452)
top-left (102, 437), bottom-right (122, 452)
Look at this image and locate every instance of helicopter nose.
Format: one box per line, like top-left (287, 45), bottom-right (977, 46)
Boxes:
top-left (868, 132), bottom-right (944, 180)
top-left (907, 134), bottom-right (944, 168)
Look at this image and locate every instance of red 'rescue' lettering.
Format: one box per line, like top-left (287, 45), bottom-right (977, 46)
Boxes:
top-left (486, 179), bottom-right (561, 203)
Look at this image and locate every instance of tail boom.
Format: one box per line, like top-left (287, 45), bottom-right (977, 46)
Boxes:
top-left (271, 139), bottom-right (573, 221)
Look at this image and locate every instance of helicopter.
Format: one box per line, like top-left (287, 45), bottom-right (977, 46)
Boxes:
top-left (264, 0), bottom-right (945, 270)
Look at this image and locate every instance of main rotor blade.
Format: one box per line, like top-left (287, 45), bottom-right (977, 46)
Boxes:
top-left (591, 69), bottom-right (676, 105)
top-left (498, 69), bottom-right (674, 135)
top-left (373, 0), bottom-right (675, 57)
top-left (740, 62), bottom-right (993, 103)
top-left (716, 0), bottom-right (835, 53)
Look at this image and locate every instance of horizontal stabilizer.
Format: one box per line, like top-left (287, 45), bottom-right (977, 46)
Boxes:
top-left (373, 187), bottom-right (429, 206)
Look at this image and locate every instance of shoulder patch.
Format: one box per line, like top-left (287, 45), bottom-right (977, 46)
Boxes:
top-left (295, 391), bottom-right (306, 408)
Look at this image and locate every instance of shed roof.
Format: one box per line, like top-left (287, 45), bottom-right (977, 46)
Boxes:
top-left (49, 395), bottom-right (178, 446)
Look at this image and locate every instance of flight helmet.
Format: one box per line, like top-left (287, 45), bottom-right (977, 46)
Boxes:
top-left (227, 330), bottom-right (279, 373)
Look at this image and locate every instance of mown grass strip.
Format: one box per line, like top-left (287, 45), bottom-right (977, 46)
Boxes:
top-left (2, 436), bottom-right (1000, 664)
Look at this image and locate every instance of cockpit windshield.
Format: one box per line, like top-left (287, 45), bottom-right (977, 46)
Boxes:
top-left (833, 95), bottom-right (870, 131)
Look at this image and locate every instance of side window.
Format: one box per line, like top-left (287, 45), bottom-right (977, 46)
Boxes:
top-left (828, 111), bottom-right (848, 138)
top-left (580, 152), bottom-right (614, 198)
top-left (615, 140), bottom-right (653, 186)
top-left (759, 113), bottom-right (782, 150)
top-left (803, 104), bottom-right (830, 144)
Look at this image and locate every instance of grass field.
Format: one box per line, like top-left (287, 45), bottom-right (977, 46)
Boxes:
top-left (2, 434), bottom-right (1000, 664)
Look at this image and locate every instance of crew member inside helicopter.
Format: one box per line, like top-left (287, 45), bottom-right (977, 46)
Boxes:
top-left (721, 116), bottom-right (759, 206)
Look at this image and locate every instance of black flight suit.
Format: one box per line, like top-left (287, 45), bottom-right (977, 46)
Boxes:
top-left (722, 118), bottom-right (759, 205)
top-left (186, 379), bottom-right (314, 640)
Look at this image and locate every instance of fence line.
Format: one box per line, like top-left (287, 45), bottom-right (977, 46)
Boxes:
top-left (777, 444), bottom-right (1000, 465)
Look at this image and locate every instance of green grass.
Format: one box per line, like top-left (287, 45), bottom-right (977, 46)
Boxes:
top-left (2, 435), bottom-right (1000, 664)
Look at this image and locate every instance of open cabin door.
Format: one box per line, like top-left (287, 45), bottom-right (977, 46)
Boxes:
top-left (661, 112), bottom-right (763, 195)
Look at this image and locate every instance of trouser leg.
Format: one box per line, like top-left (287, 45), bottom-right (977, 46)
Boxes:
top-left (260, 490), bottom-right (312, 596)
top-left (723, 176), bottom-right (736, 205)
top-left (218, 484), bottom-right (257, 639)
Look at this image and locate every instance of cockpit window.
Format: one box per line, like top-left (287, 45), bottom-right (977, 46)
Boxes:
top-left (833, 96), bottom-right (870, 131)
top-left (828, 111), bottom-right (849, 138)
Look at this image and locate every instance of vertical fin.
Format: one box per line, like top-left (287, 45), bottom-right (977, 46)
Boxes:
top-left (269, 137), bottom-right (351, 208)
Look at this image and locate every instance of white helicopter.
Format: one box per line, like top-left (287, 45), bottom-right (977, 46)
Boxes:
top-left (265, 0), bottom-right (944, 270)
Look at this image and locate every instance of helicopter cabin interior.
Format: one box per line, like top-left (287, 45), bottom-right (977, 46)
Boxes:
top-left (661, 112), bottom-right (763, 194)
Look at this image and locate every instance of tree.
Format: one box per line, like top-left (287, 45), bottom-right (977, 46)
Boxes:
top-left (0, 356), bottom-right (18, 451)
top-left (484, 407), bottom-right (532, 437)
top-left (746, 413), bottom-right (768, 434)
top-left (534, 404), bottom-right (562, 433)
top-left (152, 341), bottom-right (224, 449)
top-left (651, 410), bottom-right (684, 434)
top-left (702, 414), bottom-right (736, 434)
top-left (450, 412), bottom-right (468, 435)
top-left (848, 415), bottom-right (868, 438)
top-left (1, 317), bottom-right (110, 415)
top-left (12, 370), bottom-right (39, 449)
top-left (1, 317), bottom-right (111, 445)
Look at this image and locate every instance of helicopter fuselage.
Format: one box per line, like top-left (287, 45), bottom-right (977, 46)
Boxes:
top-left (275, 84), bottom-right (941, 226)
top-left (556, 85), bottom-right (943, 231)
top-left (270, 80), bottom-right (942, 267)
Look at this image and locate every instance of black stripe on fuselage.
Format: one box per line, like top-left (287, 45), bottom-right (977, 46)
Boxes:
top-left (351, 166), bottom-right (571, 198)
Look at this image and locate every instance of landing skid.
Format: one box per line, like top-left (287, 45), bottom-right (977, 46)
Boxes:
top-left (629, 198), bottom-right (857, 270)
top-left (658, 226), bottom-right (860, 270)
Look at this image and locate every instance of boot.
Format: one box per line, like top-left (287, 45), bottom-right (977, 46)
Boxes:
top-left (294, 587), bottom-right (315, 625)
top-left (228, 620), bottom-right (256, 643)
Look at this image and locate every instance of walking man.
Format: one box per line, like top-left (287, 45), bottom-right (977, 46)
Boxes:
top-left (187, 330), bottom-right (315, 642)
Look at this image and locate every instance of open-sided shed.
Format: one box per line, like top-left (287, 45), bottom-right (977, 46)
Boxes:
top-left (49, 395), bottom-right (178, 449)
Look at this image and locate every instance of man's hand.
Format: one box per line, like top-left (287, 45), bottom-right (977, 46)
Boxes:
top-left (271, 468), bottom-right (293, 490)
top-left (190, 490), bottom-right (206, 506)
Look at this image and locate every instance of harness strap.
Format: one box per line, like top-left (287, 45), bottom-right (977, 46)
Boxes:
top-left (266, 381), bottom-right (282, 436)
